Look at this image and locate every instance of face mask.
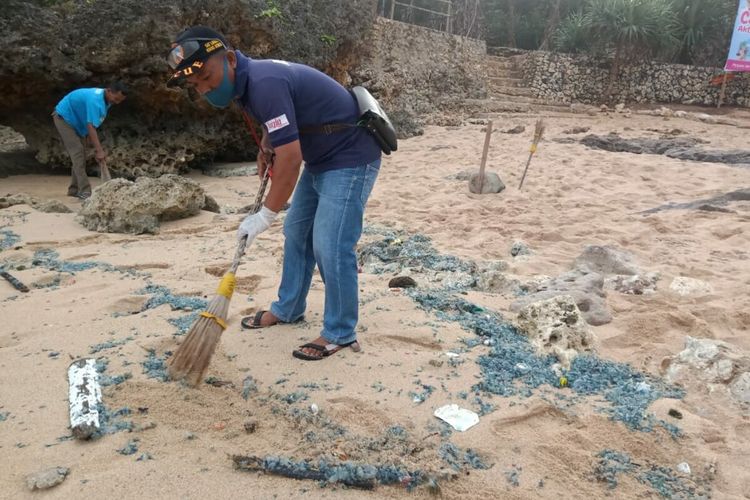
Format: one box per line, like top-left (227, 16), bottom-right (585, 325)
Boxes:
top-left (204, 57), bottom-right (235, 109)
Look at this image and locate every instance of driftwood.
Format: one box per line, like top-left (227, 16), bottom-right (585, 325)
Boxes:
top-left (232, 455), bottom-right (376, 490)
top-left (68, 359), bottom-right (102, 439)
top-left (0, 270), bottom-right (29, 292)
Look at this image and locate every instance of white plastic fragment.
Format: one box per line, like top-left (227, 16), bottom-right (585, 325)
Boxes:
top-left (676, 462), bottom-right (691, 475)
top-left (68, 358), bottom-right (102, 439)
top-left (445, 352), bottom-right (460, 358)
top-left (309, 403), bottom-right (319, 415)
top-left (434, 404), bottom-right (480, 432)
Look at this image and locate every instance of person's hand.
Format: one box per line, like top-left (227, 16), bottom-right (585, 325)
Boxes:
top-left (95, 149), bottom-right (107, 164)
top-left (237, 206), bottom-right (278, 245)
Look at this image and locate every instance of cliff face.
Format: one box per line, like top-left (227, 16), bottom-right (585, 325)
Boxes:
top-left (1, 0), bottom-right (377, 177)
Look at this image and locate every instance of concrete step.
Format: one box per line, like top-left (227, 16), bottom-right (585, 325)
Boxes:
top-left (486, 66), bottom-right (523, 77)
top-left (486, 61), bottom-right (517, 72)
top-left (489, 85), bottom-right (534, 97)
top-left (488, 76), bottom-right (525, 88)
top-left (487, 93), bottom-right (540, 104)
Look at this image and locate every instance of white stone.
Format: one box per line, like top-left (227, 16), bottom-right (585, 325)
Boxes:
top-left (670, 277), bottom-right (713, 296)
top-left (26, 467), bottom-right (69, 491)
top-left (730, 372), bottom-right (750, 404)
top-left (676, 462), bottom-right (691, 475)
top-left (665, 337), bottom-right (750, 405)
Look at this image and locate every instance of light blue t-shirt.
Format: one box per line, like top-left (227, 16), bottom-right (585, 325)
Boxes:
top-left (55, 88), bottom-right (110, 137)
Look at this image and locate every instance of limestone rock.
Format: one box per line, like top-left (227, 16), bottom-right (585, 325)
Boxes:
top-left (0, 193), bottom-right (71, 213)
top-left (664, 336), bottom-right (750, 405)
top-left (563, 126), bottom-right (590, 134)
top-left (730, 372), bottom-right (750, 405)
top-left (76, 175), bottom-right (206, 234)
top-left (516, 295), bottom-right (596, 369)
top-left (36, 200), bottom-right (73, 213)
top-left (2, 0), bottom-right (383, 176)
top-left (475, 260), bottom-right (517, 293)
top-left (669, 277), bottom-right (713, 297)
top-left (574, 245), bottom-right (641, 276)
top-left (512, 269), bottom-right (611, 326)
top-left (202, 195), bottom-right (220, 214)
top-left (468, 172), bottom-right (505, 194)
top-left (510, 240), bottom-right (532, 257)
top-left (0, 193), bottom-right (36, 208)
top-left (26, 467), bottom-right (69, 491)
top-left (605, 273), bottom-right (660, 295)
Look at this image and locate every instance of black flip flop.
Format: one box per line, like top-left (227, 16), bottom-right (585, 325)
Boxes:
top-left (241, 310), bottom-right (273, 329)
top-left (292, 340), bottom-right (361, 361)
top-left (241, 310), bottom-right (304, 330)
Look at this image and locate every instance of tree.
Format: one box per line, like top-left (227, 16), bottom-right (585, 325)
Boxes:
top-left (585, 0), bottom-right (678, 101)
top-left (672, 0), bottom-right (736, 66)
top-left (554, 11), bottom-right (591, 53)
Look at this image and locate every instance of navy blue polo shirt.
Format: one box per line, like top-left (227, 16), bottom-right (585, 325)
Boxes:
top-left (233, 51), bottom-right (381, 172)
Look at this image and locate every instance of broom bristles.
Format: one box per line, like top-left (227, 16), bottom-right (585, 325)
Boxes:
top-left (168, 292), bottom-right (231, 386)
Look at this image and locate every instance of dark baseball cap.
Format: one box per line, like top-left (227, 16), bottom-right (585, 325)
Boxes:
top-left (167, 26), bottom-right (229, 85)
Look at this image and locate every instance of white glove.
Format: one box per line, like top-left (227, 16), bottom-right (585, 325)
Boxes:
top-left (237, 206), bottom-right (278, 243)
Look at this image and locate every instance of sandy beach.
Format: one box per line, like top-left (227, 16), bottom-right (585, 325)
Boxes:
top-left (1, 108), bottom-right (749, 499)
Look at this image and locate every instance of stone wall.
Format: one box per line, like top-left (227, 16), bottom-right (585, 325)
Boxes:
top-left (353, 18), bottom-right (488, 137)
top-left (523, 51), bottom-right (750, 107)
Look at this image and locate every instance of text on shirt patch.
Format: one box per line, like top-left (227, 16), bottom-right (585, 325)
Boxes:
top-left (265, 114), bottom-right (290, 133)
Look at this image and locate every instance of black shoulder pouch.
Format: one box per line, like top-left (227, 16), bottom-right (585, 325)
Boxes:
top-left (298, 86), bottom-right (398, 155)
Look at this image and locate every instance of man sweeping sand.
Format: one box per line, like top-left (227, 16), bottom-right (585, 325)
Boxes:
top-left (167, 26), bottom-right (382, 360)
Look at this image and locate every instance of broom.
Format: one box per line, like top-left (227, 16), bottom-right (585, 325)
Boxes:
top-left (167, 166), bottom-right (271, 386)
top-left (518, 119), bottom-right (546, 190)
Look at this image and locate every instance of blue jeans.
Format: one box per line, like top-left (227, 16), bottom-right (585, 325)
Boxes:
top-left (270, 160), bottom-right (380, 344)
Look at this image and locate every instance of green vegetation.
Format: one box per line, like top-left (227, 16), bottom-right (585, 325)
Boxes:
top-left (483, 0), bottom-right (736, 67)
top-left (320, 34), bottom-right (337, 46)
top-left (256, 0), bottom-right (282, 19)
top-left (381, 0), bottom-right (736, 66)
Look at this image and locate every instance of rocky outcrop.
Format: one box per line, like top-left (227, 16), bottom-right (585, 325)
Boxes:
top-left (513, 269), bottom-right (611, 326)
top-left (663, 337), bottom-right (750, 406)
top-left (76, 175), bottom-right (207, 234)
top-left (1, 0), bottom-right (378, 177)
top-left (581, 134), bottom-right (750, 165)
top-left (522, 50), bottom-right (750, 106)
top-left (351, 17), bottom-right (487, 138)
top-left (0, 193), bottom-right (72, 213)
top-left (516, 295), bottom-right (596, 369)
top-left (2, 3), bottom-right (487, 177)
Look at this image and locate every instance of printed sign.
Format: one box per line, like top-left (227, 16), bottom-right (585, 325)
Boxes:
top-left (725, 0), bottom-right (750, 71)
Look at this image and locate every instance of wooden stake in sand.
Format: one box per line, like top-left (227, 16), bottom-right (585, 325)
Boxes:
top-left (168, 169), bottom-right (270, 386)
top-left (477, 120), bottom-right (493, 193)
top-left (518, 119), bottom-right (546, 190)
top-left (68, 358), bottom-right (102, 439)
top-left (717, 72), bottom-right (730, 109)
